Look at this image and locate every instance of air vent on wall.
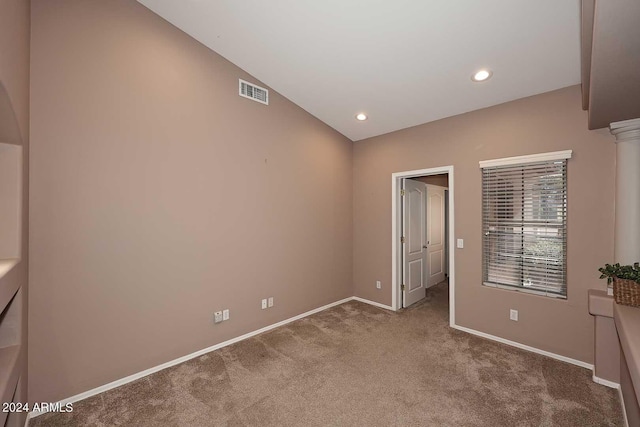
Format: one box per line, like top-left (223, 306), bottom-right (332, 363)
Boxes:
top-left (239, 79), bottom-right (269, 105)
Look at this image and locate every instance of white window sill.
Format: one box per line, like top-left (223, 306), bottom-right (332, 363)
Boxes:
top-left (483, 281), bottom-right (567, 299)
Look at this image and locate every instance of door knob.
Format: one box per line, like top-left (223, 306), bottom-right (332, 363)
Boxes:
top-left (423, 245), bottom-right (428, 249)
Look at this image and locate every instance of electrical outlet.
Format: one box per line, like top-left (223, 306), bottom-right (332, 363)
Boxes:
top-left (214, 311), bottom-right (223, 323)
top-left (510, 309), bottom-right (518, 321)
top-left (261, 299), bottom-right (267, 309)
top-left (223, 309), bottom-right (229, 321)
top-left (268, 297), bottom-right (274, 308)
top-left (376, 280), bottom-right (381, 289)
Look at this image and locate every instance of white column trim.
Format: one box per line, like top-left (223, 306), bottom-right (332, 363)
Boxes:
top-left (610, 117), bottom-right (640, 265)
top-left (610, 118), bottom-right (640, 142)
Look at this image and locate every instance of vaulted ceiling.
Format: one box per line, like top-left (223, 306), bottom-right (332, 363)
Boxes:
top-left (138, 1), bottom-right (583, 141)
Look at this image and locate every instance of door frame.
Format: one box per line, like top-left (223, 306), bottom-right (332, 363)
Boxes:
top-left (391, 166), bottom-right (455, 327)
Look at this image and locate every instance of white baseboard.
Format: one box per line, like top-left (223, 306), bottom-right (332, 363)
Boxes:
top-left (592, 374), bottom-right (620, 389)
top-left (27, 298), bottom-right (616, 425)
top-left (27, 296), bottom-right (355, 421)
top-left (618, 384), bottom-right (630, 427)
top-left (591, 375), bottom-right (629, 427)
top-left (352, 296), bottom-right (395, 311)
top-left (451, 324), bottom-right (594, 370)
top-left (452, 324), bottom-right (630, 427)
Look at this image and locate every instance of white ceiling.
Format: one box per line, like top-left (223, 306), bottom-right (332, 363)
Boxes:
top-left (137, 0), bottom-right (581, 141)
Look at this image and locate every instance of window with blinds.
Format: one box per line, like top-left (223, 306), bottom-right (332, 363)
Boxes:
top-left (481, 152), bottom-right (569, 298)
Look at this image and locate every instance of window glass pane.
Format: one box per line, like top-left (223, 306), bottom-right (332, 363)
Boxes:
top-left (482, 160), bottom-right (567, 298)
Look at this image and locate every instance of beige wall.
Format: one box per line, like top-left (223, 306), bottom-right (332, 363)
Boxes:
top-left (29, 0), bottom-right (352, 403)
top-left (0, 0), bottom-right (30, 140)
top-left (0, 0), bottom-right (30, 423)
top-left (353, 86), bottom-right (615, 364)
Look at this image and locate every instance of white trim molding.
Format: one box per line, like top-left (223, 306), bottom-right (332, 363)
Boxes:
top-left (610, 118), bottom-right (640, 143)
top-left (26, 293), bottom-right (620, 426)
top-left (26, 294), bottom-right (400, 423)
top-left (591, 375), bottom-right (629, 427)
top-left (28, 296), bottom-right (355, 420)
top-left (352, 296), bottom-right (394, 311)
top-left (391, 165), bottom-right (456, 327)
top-left (610, 117), bottom-right (640, 265)
top-left (619, 385), bottom-right (630, 427)
top-left (592, 375), bottom-right (620, 389)
top-left (451, 324), bottom-right (593, 370)
top-left (479, 150), bottom-right (572, 169)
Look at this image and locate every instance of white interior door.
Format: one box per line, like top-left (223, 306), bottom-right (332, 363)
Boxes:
top-left (426, 185), bottom-right (446, 287)
top-left (402, 179), bottom-right (427, 307)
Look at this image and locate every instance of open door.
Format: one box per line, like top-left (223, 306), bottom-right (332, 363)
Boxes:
top-left (402, 179), bottom-right (427, 307)
top-left (426, 185), bottom-right (446, 287)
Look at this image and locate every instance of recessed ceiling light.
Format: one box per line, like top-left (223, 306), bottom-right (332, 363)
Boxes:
top-left (472, 69), bottom-right (493, 82)
top-left (356, 113), bottom-right (368, 121)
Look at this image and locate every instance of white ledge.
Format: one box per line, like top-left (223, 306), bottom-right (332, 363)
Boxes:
top-left (614, 303), bottom-right (640, 405)
top-left (588, 289), bottom-right (614, 318)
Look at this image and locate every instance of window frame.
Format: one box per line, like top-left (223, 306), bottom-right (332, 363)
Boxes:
top-left (479, 150), bottom-right (571, 299)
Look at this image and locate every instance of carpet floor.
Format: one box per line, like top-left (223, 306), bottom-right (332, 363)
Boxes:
top-left (31, 281), bottom-right (623, 426)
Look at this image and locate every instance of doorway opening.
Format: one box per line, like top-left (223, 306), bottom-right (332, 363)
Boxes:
top-left (391, 166), bottom-right (455, 327)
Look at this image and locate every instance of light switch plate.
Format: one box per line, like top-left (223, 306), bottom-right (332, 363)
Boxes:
top-left (457, 238), bottom-right (464, 248)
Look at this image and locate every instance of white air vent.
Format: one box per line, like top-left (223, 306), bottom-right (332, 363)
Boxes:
top-left (239, 79), bottom-right (269, 105)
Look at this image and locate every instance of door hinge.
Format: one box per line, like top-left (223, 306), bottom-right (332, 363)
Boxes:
top-left (400, 189), bottom-right (405, 196)
top-left (401, 236), bottom-right (405, 244)
top-left (401, 284), bottom-right (405, 291)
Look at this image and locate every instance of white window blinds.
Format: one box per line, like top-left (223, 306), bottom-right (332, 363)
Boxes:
top-left (481, 152), bottom-right (570, 298)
